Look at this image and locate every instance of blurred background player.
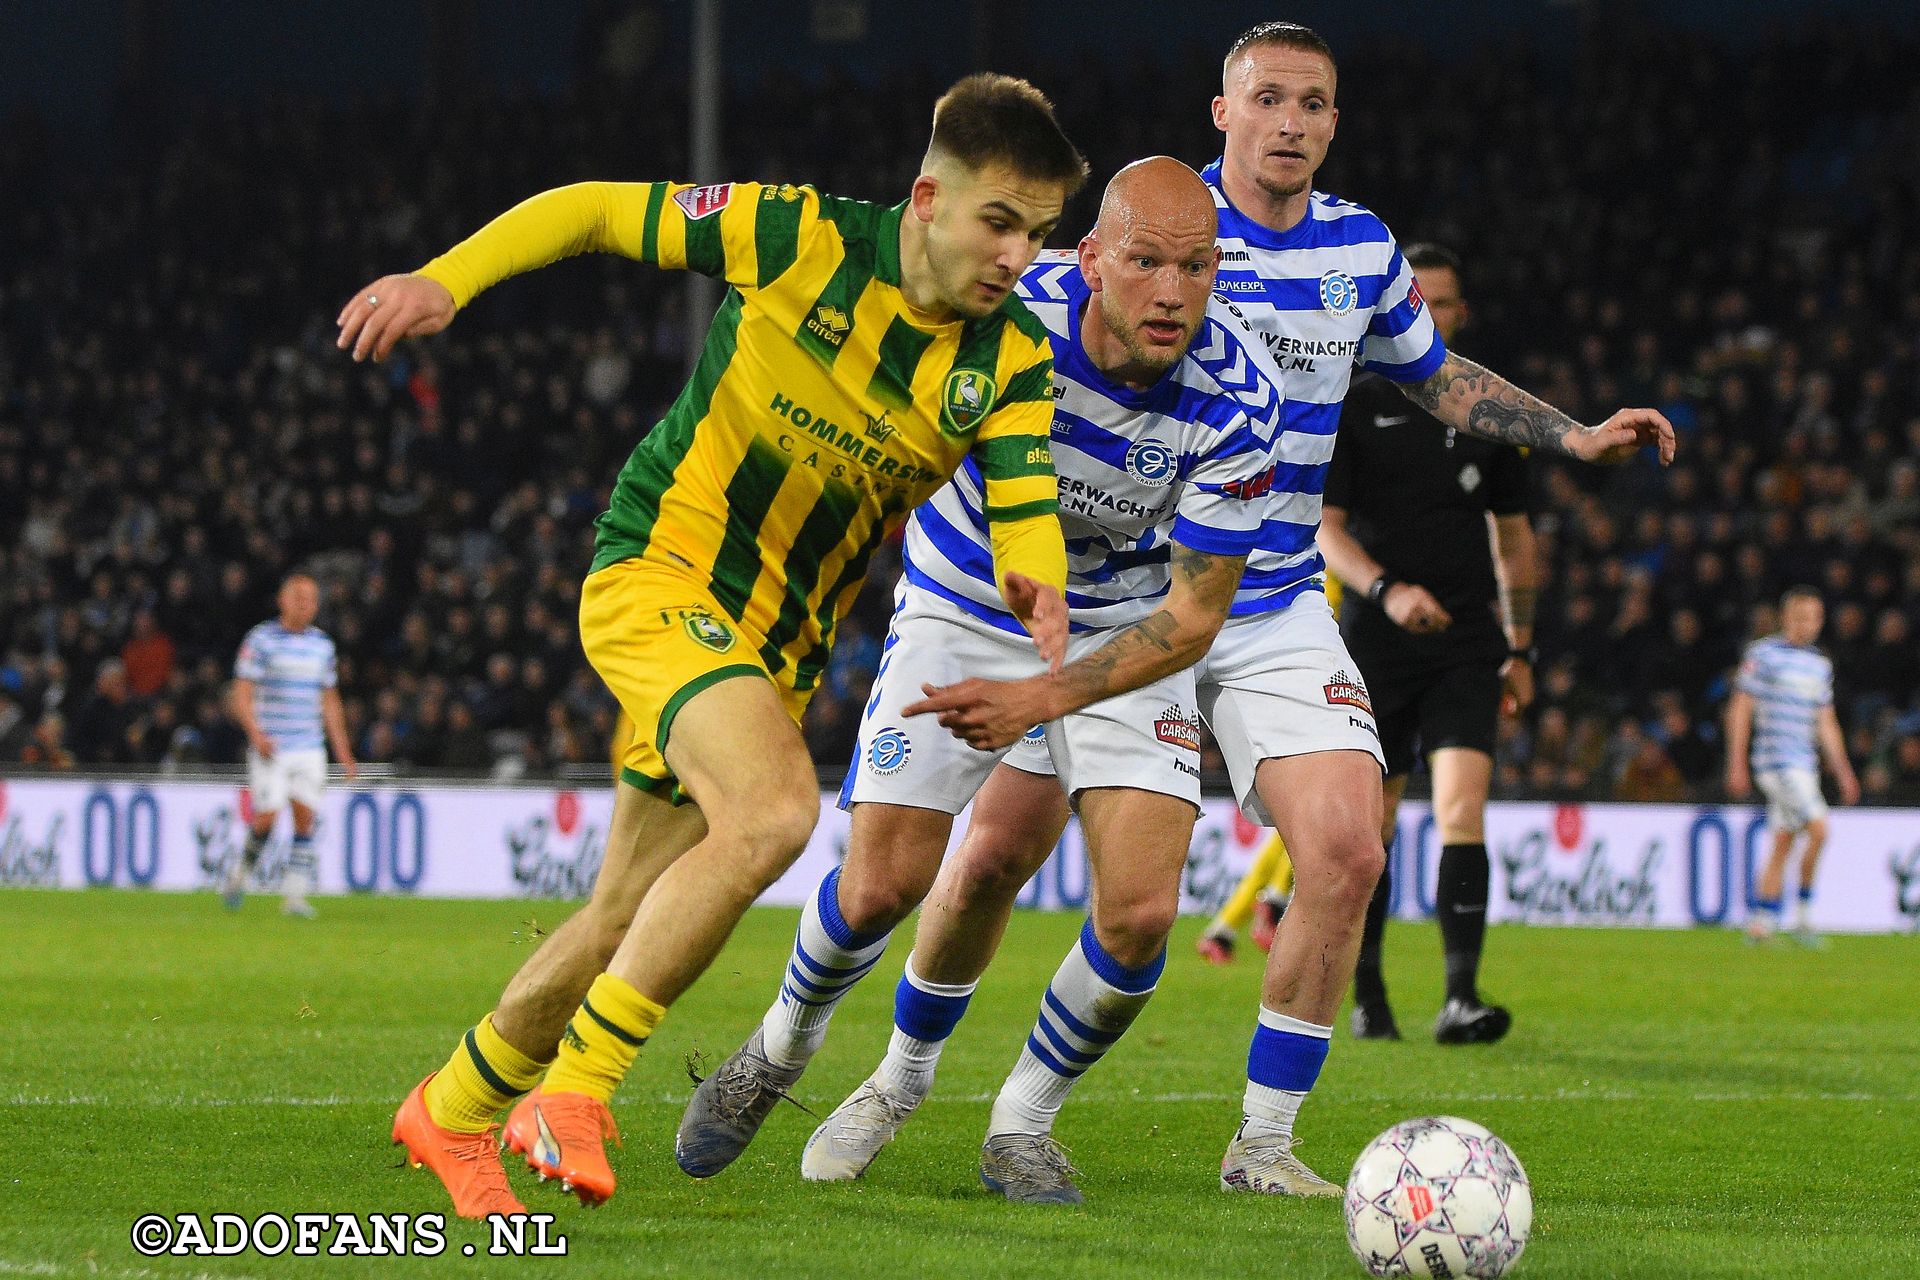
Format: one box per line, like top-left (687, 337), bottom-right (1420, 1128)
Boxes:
top-left (349, 74), bottom-right (1082, 1220)
top-left (1726, 587), bottom-right (1861, 944)
top-left (1316, 244), bottom-right (1537, 1043)
top-left (222, 573), bottom-right (358, 916)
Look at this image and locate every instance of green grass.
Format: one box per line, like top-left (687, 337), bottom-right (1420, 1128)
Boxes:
top-left (1, 889), bottom-right (1916, 1279)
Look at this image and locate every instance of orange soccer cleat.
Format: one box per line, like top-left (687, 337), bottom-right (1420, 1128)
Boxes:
top-left (502, 1087), bottom-right (622, 1207)
top-left (391, 1075), bottom-right (528, 1219)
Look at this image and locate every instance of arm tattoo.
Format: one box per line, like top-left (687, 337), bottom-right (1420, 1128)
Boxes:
top-left (1055, 611), bottom-right (1181, 706)
top-left (1403, 352), bottom-right (1582, 455)
top-left (1051, 546), bottom-right (1244, 707)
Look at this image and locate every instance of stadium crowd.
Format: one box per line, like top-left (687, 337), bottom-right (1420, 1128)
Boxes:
top-left (3, 19), bottom-right (1919, 801)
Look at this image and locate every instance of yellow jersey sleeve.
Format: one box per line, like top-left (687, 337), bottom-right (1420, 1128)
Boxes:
top-left (972, 350), bottom-right (1066, 599)
top-left (416, 181), bottom-right (823, 309)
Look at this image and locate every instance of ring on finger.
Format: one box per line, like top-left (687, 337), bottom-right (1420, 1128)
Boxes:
top-left (366, 294), bottom-right (381, 307)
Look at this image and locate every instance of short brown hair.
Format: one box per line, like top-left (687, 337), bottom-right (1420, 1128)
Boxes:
top-left (1222, 22), bottom-right (1338, 86)
top-left (1404, 242), bottom-right (1463, 289)
top-left (926, 74), bottom-right (1089, 194)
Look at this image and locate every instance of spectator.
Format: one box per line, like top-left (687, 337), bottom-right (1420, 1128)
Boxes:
top-left (121, 609), bottom-right (177, 698)
top-left (67, 661), bottom-right (141, 766)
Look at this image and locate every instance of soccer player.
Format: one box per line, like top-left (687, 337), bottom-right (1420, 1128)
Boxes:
top-left (1726, 587), bottom-right (1861, 944)
top-left (673, 157), bottom-right (1283, 1204)
top-left (802, 22), bottom-right (1676, 1201)
top-left (339, 74), bottom-right (1087, 1219)
top-left (1316, 244), bottom-right (1538, 1043)
top-left (223, 573), bottom-right (358, 917)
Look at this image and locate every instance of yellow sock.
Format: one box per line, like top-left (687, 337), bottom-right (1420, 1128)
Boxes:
top-left (542, 973), bottom-right (666, 1104)
top-left (1213, 835), bottom-right (1288, 933)
top-left (424, 1013), bottom-right (551, 1133)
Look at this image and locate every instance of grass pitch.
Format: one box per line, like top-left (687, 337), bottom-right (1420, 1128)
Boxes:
top-left (2, 888), bottom-right (1916, 1279)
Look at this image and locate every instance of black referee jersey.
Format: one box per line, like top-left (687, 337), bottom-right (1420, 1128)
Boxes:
top-left (1324, 371), bottom-right (1530, 668)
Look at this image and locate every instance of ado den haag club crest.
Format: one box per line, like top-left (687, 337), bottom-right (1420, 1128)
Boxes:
top-left (684, 613), bottom-right (736, 654)
top-left (941, 369), bottom-right (997, 435)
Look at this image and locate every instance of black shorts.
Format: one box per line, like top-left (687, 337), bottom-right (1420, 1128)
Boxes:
top-left (1360, 657), bottom-right (1502, 778)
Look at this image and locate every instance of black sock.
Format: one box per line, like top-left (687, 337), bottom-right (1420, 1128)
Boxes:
top-left (1352, 862), bottom-right (1393, 1012)
top-left (1437, 842), bottom-right (1490, 1003)
top-left (241, 827), bottom-right (270, 870)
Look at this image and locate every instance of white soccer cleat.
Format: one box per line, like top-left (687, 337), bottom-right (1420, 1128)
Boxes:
top-left (1220, 1120), bottom-right (1341, 1197)
top-left (282, 896), bottom-right (318, 919)
top-left (801, 1077), bottom-right (921, 1182)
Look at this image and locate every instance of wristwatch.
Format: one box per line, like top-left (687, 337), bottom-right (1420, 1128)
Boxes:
top-left (1367, 574), bottom-right (1396, 605)
top-left (1507, 646), bottom-right (1537, 664)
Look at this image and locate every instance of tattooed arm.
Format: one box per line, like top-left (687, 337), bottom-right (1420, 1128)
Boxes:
top-left (1400, 351), bottom-right (1677, 466)
top-left (904, 543), bottom-right (1247, 750)
top-left (1489, 511), bottom-right (1539, 715)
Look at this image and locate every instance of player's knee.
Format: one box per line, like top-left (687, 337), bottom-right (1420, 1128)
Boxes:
top-left (946, 848), bottom-right (1038, 908)
top-left (835, 863), bottom-right (933, 934)
top-left (948, 826), bottom-right (1054, 904)
top-left (1322, 827), bottom-right (1386, 910)
top-left (1093, 897), bottom-right (1179, 968)
top-left (726, 782), bottom-right (819, 879)
top-left (1804, 818), bottom-right (1828, 847)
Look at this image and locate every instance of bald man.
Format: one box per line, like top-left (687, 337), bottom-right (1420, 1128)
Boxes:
top-left (676, 158), bottom-right (1287, 1202)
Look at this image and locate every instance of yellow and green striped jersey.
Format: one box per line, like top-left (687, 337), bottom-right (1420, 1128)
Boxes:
top-left (418, 180), bottom-right (1064, 692)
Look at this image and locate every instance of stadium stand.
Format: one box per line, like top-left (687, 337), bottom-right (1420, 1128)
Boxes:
top-left (2, 22), bottom-right (1917, 800)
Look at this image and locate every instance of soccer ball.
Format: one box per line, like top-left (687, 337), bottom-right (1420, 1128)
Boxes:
top-left (1343, 1116), bottom-right (1532, 1278)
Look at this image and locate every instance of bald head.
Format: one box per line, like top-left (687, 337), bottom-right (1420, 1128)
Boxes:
top-left (1094, 156), bottom-right (1217, 245)
top-left (1078, 157), bottom-right (1221, 388)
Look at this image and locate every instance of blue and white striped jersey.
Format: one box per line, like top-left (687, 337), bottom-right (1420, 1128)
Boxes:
top-left (901, 251), bottom-right (1282, 635)
top-left (1736, 635), bottom-right (1832, 772)
top-left (234, 621), bottom-right (337, 751)
top-left (1201, 161), bottom-right (1447, 615)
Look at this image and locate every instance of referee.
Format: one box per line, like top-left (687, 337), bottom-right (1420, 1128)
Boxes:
top-left (1318, 244), bottom-right (1537, 1044)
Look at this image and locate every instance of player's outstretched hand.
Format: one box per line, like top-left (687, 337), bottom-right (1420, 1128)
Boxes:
top-left (1567, 408), bottom-right (1677, 466)
top-left (904, 679), bottom-right (1046, 752)
top-left (1005, 572), bottom-right (1067, 674)
top-left (336, 274), bottom-right (456, 363)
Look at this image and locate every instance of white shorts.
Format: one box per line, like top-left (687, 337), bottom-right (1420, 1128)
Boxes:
top-left (248, 746), bottom-right (328, 813)
top-left (1754, 767), bottom-right (1828, 832)
top-left (1196, 594), bottom-right (1385, 824)
top-left (841, 587), bottom-right (1202, 814)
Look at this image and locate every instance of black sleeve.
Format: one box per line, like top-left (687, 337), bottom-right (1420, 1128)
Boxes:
top-left (1325, 394), bottom-right (1365, 511)
top-left (1486, 444), bottom-right (1530, 517)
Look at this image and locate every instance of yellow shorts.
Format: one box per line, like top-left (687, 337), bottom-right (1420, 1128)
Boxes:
top-left (580, 558), bottom-right (811, 800)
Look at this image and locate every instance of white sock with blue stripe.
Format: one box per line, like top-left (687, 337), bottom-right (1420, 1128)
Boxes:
top-left (286, 833), bottom-right (316, 898)
top-left (989, 920), bottom-right (1163, 1136)
top-left (1241, 1007), bottom-right (1333, 1140)
top-left (873, 954), bottom-right (977, 1100)
top-left (761, 867), bottom-right (891, 1070)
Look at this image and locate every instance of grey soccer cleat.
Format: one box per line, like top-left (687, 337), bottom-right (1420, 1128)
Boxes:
top-left (675, 1027), bottom-right (804, 1178)
top-left (281, 896), bottom-right (317, 919)
top-left (979, 1132), bottom-right (1084, 1205)
top-left (801, 1077), bottom-right (920, 1181)
top-left (1219, 1120), bottom-right (1341, 1197)
top-left (1433, 997), bottom-right (1512, 1045)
